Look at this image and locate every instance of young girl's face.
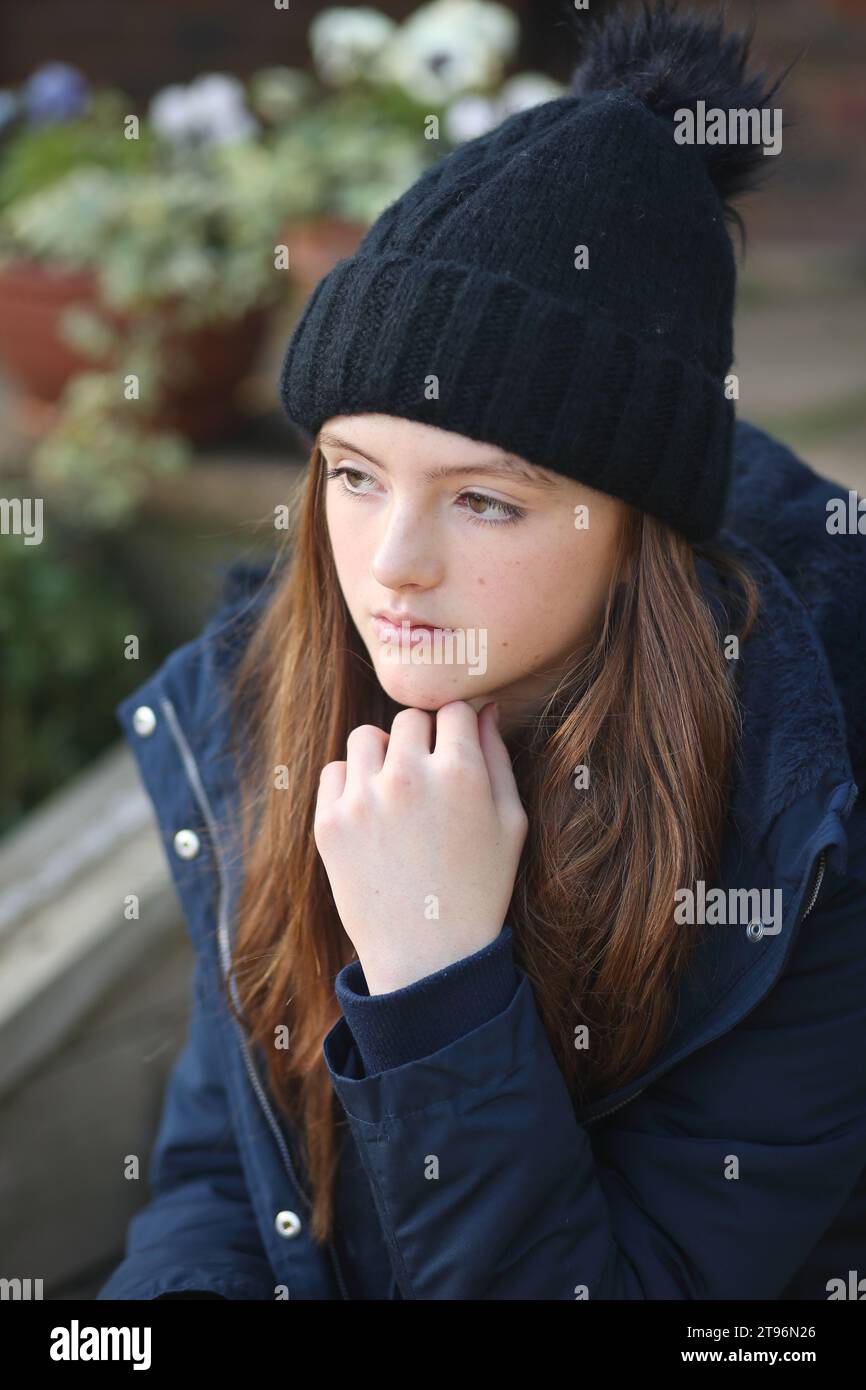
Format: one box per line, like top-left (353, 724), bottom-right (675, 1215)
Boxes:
top-left (320, 413), bottom-right (626, 732)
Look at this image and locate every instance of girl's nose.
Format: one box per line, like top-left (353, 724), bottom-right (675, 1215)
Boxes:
top-left (370, 505), bottom-right (443, 592)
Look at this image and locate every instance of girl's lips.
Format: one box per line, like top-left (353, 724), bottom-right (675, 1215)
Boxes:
top-left (372, 616), bottom-right (457, 642)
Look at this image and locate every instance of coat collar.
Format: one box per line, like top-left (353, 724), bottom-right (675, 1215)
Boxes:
top-left (118, 419), bottom-right (861, 1121)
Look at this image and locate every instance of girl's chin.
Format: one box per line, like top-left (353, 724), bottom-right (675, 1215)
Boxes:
top-left (375, 669), bottom-right (491, 713)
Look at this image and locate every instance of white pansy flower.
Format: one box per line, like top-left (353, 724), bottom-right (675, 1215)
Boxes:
top-left (377, 39), bottom-right (500, 104)
top-left (374, 32), bottom-right (490, 103)
top-left (189, 73), bottom-right (247, 111)
top-left (497, 71), bottom-right (566, 116)
top-left (148, 84), bottom-right (193, 141)
top-left (374, 0), bottom-right (521, 104)
top-left (149, 72), bottom-right (257, 147)
top-left (189, 73), bottom-right (258, 143)
top-left (309, 8), bottom-right (397, 86)
top-left (437, 0), bottom-right (520, 58)
top-left (444, 93), bottom-right (501, 143)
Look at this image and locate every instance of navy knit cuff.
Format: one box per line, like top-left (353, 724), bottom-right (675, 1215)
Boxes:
top-left (334, 926), bottom-right (519, 1077)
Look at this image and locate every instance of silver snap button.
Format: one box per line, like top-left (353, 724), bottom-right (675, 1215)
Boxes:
top-left (746, 920), bottom-right (764, 942)
top-left (275, 1210), bottom-right (302, 1239)
top-left (132, 705), bottom-right (157, 737)
top-left (173, 829), bottom-right (200, 860)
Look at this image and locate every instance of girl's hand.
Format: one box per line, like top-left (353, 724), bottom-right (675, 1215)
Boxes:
top-left (314, 701), bottom-right (529, 994)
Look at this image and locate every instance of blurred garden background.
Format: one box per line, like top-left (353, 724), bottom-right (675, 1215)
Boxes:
top-left (0, 0), bottom-right (863, 1298)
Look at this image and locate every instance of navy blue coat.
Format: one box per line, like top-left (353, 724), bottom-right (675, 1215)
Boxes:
top-left (97, 419), bottom-right (866, 1300)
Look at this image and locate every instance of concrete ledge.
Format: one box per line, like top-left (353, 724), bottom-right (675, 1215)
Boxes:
top-left (0, 739), bottom-right (194, 1294)
top-left (0, 741), bottom-right (181, 1096)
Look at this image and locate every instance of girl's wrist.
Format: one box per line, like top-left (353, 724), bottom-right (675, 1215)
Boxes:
top-left (361, 927), bottom-right (504, 995)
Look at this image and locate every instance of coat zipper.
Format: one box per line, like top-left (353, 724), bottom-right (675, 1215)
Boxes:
top-left (160, 696), bottom-right (351, 1300)
top-left (798, 848), bottom-right (826, 924)
top-left (582, 847), bottom-right (829, 1130)
top-left (584, 1088), bottom-right (646, 1128)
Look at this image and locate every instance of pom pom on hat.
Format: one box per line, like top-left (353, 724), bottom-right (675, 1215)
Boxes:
top-left (567, 0), bottom-right (798, 237)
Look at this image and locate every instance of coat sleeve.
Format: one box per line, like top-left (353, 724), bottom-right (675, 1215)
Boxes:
top-left (96, 956), bottom-right (278, 1300)
top-left (322, 810), bottom-right (866, 1300)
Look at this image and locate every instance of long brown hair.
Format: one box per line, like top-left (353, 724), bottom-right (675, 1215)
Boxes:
top-left (224, 431), bottom-right (760, 1245)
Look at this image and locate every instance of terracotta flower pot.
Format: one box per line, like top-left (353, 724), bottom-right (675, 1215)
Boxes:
top-left (0, 259), bottom-right (271, 443)
top-left (282, 215), bottom-right (367, 303)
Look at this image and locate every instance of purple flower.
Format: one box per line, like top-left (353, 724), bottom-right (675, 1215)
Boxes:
top-left (24, 63), bottom-right (90, 125)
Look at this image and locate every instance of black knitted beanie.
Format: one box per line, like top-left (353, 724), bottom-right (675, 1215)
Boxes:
top-left (278, 0), bottom-right (790, 542)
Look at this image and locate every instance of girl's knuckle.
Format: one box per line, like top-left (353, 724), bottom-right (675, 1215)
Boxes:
top-left (383, 757), bottom-right (419, 793)
top-left (391, 707), bottom-right (430, 730)
top-left (313, 810), bottom-right (338, 844)
top-left (342, 792), bottom-right (370, 822)
top-left (440, 752), bottom-right (485, 790)
top-left (346, 723), bottom-right (379, 748)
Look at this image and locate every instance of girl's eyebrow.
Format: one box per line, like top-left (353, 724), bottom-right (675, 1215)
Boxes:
top-left (318, 432), bottom-right (559, 491)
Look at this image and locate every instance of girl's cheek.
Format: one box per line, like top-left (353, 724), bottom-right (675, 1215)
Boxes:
top-left (330, 518), bottom-right (366, 570)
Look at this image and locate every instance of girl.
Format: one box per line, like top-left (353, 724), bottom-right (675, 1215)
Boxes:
top-left (98, 0), bottom-right (866, 1300)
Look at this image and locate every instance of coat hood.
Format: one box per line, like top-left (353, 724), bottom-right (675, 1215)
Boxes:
top-left (721, 418), bottom-right (866, 805)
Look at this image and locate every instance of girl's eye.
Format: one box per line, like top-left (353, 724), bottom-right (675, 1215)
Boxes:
top-left (459, 491), bottom-right (525, 526)
top-left (325, 465), bottom-right (372, 496)
top-left (324, 466), bottom-right (526, 526)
